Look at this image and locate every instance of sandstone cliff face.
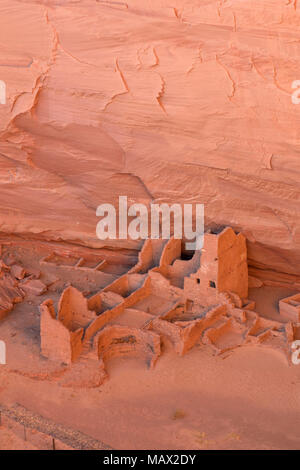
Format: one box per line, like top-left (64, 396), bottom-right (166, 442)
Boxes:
top-left (0, 0), bottom-right (299, 277)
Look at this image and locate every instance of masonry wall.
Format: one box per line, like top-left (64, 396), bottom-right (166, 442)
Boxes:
top-left (218, 231), bottom-right (248, 299)
top-left (183, 228), bottom-right (248, 306)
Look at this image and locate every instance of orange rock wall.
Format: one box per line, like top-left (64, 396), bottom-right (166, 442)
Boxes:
top-left (0, 0), bottom-right (300, 276)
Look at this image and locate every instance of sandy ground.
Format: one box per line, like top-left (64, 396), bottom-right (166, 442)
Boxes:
top-left (1, 340), bottom-right (300, 450)
top-left (0, 428), bottom-right (37, 450)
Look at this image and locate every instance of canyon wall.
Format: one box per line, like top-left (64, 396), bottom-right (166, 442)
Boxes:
top-left (0, 0), bottom-right (300, 276)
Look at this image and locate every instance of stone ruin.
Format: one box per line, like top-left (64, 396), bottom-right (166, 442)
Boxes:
top-left (183, 227), bottom-right (248, 307)
top-left (0, 228), bottom-right (298, 386)
top-left (35, 227), bottom-right (300, 385)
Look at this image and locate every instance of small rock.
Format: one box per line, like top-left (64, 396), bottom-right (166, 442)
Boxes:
top-left (26, 268), bottom-right (41, 279)
top-left (11, 264), bottom-right (26, 280)
top-left (0, 260), bottom-right (10, 272)
top-left (3, 253), bottom-right (16, 266)
top-left (22, 279), bottom-right (47, 296)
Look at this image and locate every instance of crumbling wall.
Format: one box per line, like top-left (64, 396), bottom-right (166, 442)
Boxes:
top-left (94, 325), bottom-right (161, 370)
top-left (58, 286), bottom-right (97, 331)
top-left (148, 269), bottom-right (182, 301)
top-left (158, 238), bottom-right (181, 277)
top-left (218, 230), bottom-right (248, 299)
top-left (85, 276), bottom-right (152, 341)
top-left (148, 304), bottom-right (227, 355)
top-left (167, 250), bottom-right (201, 288)
top-left (40, 299), bottom-right (83, 364)
top-left (184, 228), bottom-right (248, 306)
top-left (40, 253), bottom-right (116, 291)
top-left (129, 239), bottom-right (155, 274)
